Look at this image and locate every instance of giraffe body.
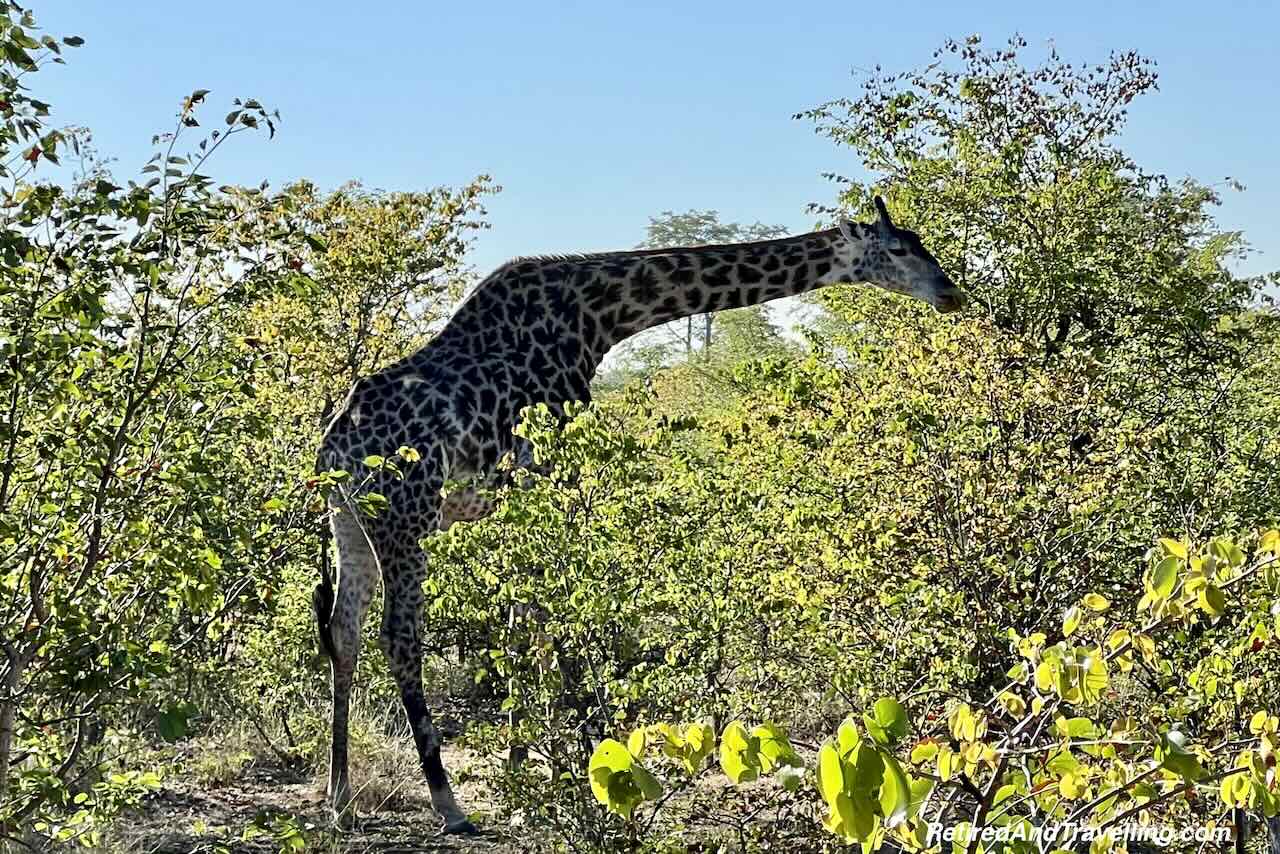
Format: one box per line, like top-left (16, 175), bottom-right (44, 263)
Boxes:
top-left (314, 198), bottom-right (962, 832)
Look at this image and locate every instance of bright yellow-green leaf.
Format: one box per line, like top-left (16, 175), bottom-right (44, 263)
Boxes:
top-left (1035, 660), bottom-right (1056, 693)
top-left (879, 753), bottom-right (911, 827)
top-left (998, 691), bottom-right (1027, 716)
top-left (864, 697), bottom-right (909, 746)
top-left (682, 722), bottom-right (715, 772)
top-left (1220, 772), bottom-right (1249, 808)
top-left (1059, 770), bottom-right (1087, 799)
top-left (1063, 605), bottom-right (1083, 637)
top-left (1249, 712), bottom-right (1277, 735)
top-left (936, 745), bottom-right (956, 781)
top-left (1260, 529), bottom-right (1280, 555)
top-left (1055, 716), bottom-right (1100, 739)
top-left (909, 740), bottom-right (938, 764)
top-left (719, 721), bottom-right (761, 784)
top-left (1150, 556), bottom-right (1179, 598)
top-left (837, 717), bottom-right (860, 757)
top-left (1197, 584), bottom-right (1225, 617)
top-left (752, 723), bottom-right (800, 771)
top-left (1082, 593), bottom-right (1110, 612)
top-left (817, 740), bottom-right (845, 804)
top-left (1077, 650), bottom-right (1109, 705)
top-left (589, 739), bottom-right (642, 816)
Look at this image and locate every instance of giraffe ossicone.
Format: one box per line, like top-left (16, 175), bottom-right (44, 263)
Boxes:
top-left (312, 197), bottom-right (962, 832)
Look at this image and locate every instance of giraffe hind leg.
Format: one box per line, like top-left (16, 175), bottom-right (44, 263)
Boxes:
top-left (374, 525), bottom-right (475, 834)
top-left (323, 506), bottom-right (379, 826)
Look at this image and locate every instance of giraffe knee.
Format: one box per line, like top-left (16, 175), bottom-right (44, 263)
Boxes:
top-left (378, 625), bottom-right (421, 672)
top-left (329, 611), bottom-right (360, 664)
top-left (328, 592), bottom-right (368, 663)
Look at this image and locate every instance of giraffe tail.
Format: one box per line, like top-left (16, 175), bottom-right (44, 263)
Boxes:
top-left (313, 518), bottom-right (337, 660)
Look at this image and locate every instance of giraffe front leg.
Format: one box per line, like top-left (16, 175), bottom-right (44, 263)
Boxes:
top-left (324, 507), bottom-right (378, 828)
top-left (328, 659), bottom-right (356, 825)
top-left (377, 541), bottom-right (475, 835)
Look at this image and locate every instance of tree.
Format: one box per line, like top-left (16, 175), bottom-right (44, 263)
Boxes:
top-left (0, 7), bottom-right (494, 845)
top-left (424, 35), bottom-right (1280, 851)
top-left (223, 178), bottom-right (493, 745)
top-left (0, 70), bottom-right (296, 844)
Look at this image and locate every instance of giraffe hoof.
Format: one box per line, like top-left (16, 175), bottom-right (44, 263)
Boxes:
top-left (331, 798), bottom-right (357, 831)
top-left (442, 817), bottom-right (478, 835)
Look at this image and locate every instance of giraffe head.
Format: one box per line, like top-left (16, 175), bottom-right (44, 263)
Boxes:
top-left (837, 197), bottom-right (965, 314)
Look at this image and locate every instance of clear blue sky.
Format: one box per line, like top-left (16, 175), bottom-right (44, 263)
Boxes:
top-left (32, 1), bottom-right (1278, 277)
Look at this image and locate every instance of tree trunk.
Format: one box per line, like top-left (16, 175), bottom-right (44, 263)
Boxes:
top-left (0, 645), bottom-right (23, 806)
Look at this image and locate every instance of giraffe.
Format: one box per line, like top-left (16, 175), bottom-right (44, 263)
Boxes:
top-left (312, 197), bottom-right (963, 833)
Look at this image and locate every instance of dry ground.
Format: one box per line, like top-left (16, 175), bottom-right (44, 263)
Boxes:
top-left (104, 744), bottom-right (532, 854)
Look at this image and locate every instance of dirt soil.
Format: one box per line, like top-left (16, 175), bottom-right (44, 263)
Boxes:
top-left (110, 746), bottom-right (529, 854)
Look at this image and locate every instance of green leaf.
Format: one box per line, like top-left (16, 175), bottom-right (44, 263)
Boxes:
top-left (719, 721), bottom-right (761, 784)
top-left (850, 741), bottom-right (884, 794)
top-left (156, 702), bottom-right (196, 742)
top-left (1151, 556), bottom-right (1179, 597)
top-left (1156, 730), bottom-right (1205, 782)
top-left (1062, 605), bottom-right (1083, 637)
top-left (1082, 593), bottom-right (1110, 612)
top-left (863, 697), bottom-right (909, 746)
top-left (1054, 716), bottom-right (1100, 739)
top-left (1197, 584), bottom-right (1225, 617)
top-left (752, 723), bottom-right (800, 771)
top-left (630, 762), bottom-right (663, 801)
top-left (879, 753), bottom-right (911, 828)
top-left (817, 739), bottom-right (845, 805)
top-left (777, 763), bottom-right (804, 792)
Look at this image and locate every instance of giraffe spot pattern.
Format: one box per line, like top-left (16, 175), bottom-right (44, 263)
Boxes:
top-left (313, 216), bottom-right (959, 828)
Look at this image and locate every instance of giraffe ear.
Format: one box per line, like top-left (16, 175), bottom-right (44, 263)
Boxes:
top-left (837, 219), bottom-right (857, 243)
top-left (874, 196), bottom-right (894, 228)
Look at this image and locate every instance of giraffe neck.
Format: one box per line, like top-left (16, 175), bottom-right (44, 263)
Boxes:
top-left (576, 227), bottom-right (858, 353)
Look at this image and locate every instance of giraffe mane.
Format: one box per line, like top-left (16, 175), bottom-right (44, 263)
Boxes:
top-left (499, 226), bottom-right (847, 269)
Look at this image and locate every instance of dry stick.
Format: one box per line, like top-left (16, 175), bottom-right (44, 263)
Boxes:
top-left (965, 754), bottom-right (1009, 854)
top-left (1064, 764), bottom-right (1162, 824)
top-left (1097, 767), bottom-right (1249, 833)
top-left (247, 709), bottom-right (300, 767)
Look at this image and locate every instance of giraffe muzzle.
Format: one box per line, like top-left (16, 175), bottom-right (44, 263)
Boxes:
top-left (934, 285), bottom-right (966, 314)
